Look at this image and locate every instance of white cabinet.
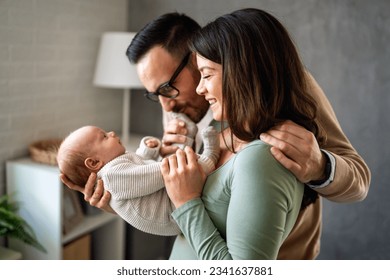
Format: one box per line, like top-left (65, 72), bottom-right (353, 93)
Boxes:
top-left (0, 246), bottom-right (22, 260)
top-left (6, 158), bottom-right (125, 260)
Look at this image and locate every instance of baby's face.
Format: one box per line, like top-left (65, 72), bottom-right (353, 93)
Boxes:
top-left (81, 126), bottom-right (126, 164)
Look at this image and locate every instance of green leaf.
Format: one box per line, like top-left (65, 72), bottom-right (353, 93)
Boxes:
top-left (0, 194), bottom-right (46, 253)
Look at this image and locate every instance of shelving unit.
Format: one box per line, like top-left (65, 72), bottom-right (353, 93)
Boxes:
top-left (6, 158), bottom-right (125, 260)
top-left (0, 246), bottom-right (22, 260)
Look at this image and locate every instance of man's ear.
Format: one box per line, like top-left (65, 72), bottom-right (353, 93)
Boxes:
top-left (85, 157), bottom-right (104, 171)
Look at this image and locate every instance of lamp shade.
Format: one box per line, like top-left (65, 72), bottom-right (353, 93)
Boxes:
top-left (93, 32), bottom-right (142, 89)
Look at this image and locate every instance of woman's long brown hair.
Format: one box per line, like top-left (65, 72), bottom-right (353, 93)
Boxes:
top-left (189, 8), bottom-right (325, 209)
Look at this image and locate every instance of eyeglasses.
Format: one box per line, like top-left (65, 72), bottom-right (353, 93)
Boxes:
top-left (144, 52), bottom-right (191, 102)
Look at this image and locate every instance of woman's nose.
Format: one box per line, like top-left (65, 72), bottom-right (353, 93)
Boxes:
top-left (108, 131), bottom-right (116, 137)
top-left (196, 81), bottom-right (205, 96)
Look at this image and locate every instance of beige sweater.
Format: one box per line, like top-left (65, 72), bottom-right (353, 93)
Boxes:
top-left (278, 72), bottom-right (371, 259)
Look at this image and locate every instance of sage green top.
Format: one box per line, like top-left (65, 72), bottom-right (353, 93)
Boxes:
top-left (169, 140), bottom-right (304, 259)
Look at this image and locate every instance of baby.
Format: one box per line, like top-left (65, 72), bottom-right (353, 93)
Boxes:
top-left (57, 114), bottom-right (219, 236)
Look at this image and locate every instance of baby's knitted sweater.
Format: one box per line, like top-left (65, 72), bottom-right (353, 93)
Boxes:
top-left (98, 152), bottom-right (181, 236)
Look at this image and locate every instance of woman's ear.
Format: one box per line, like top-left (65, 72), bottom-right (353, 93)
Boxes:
top-left (85, 157), bottom-right (104, 171)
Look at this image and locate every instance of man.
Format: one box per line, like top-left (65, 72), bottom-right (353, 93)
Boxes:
top-left (61, 12), bottom-right (370, 259)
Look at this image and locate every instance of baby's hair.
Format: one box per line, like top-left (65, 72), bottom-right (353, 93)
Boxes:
top-left (57, 130), bottom-right (91, 187)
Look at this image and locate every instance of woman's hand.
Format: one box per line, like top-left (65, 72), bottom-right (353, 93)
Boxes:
top-left (161, 146), bottom-right (206, 208)
top-left (60, 172), bottom-right (116, 214)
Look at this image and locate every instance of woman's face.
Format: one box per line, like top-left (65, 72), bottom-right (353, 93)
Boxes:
top-left (195, 54), bottom-right (224, 121)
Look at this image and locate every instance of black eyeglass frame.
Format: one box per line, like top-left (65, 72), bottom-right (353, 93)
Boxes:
top-left (144, 52), bottom-right (191, 102)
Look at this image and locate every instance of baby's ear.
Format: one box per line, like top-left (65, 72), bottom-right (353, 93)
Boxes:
top-left (85, 157), bottom-right (104, 171)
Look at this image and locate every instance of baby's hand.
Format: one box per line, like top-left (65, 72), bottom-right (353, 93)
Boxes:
top-left (171, 112), bottom-right (198, 138)
top-left (145, 138), bottom-right (159, 148)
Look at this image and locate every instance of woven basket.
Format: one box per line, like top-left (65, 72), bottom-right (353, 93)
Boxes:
top-left (29, 139), bottom-right (63, 166)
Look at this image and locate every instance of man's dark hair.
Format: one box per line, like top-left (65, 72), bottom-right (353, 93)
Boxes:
top-left (127, 12), bottom-right (201, 63)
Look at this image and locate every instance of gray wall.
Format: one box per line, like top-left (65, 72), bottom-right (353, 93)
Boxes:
top-left (128, 0), bottom-right (390, 259)
top-left (1, 0), bottom-right (387, 260)
top-left (0, 0), bottom-right (129, 245)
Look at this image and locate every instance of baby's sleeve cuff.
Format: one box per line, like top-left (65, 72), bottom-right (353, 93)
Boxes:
top-left (136, 136), bottom-right (161, 160)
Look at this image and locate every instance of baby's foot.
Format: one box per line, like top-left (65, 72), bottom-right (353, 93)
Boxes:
top-left (201, 126), bottom-right (220, 164)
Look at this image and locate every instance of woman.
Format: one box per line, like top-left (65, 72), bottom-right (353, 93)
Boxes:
top-left (161, 8), bottom-right (325, 260)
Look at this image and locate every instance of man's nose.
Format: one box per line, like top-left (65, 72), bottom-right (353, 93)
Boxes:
top-left (159, 96), bottom-right (175, 112)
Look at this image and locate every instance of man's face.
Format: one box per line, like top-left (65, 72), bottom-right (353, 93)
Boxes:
top-left (136, 46), bottom-right (209, 123)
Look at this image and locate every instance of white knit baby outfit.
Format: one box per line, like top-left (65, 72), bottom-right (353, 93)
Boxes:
top-left (97, 114), bottom-right (219, 236)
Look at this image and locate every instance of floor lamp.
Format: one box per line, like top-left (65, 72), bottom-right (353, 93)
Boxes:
top-left (93, 32), bottom-right (143, 145)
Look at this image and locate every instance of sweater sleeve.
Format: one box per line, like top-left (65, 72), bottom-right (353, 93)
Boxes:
top-left (306, 72), bottom-right (371, 202)
top-left (172, 142), bottom-right (303, 259)
top-left (103, 154), bottom-right (165, 200)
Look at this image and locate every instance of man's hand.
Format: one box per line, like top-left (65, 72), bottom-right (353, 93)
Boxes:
top-left (260, 120), bottom-right (326, 183)
top-left (160, 118), bottom-right (190, 157)
top-left (60, 172), bottom-right (116, 214)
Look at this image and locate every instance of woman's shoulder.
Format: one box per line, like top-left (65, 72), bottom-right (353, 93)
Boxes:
top-left (233, 140), bottom-right (286, 174)
top-left (229, 140), bottom-right (302, 204)
top-left (236, 140), bottom-right (272, 159)
top-left (231, 140), bottom-right (302, 199)
top-left (244, 139), bottom-right (269, 149)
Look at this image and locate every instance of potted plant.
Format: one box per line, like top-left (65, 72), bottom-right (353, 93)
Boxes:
top-left (0, 194), bottom-right (46, 253)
